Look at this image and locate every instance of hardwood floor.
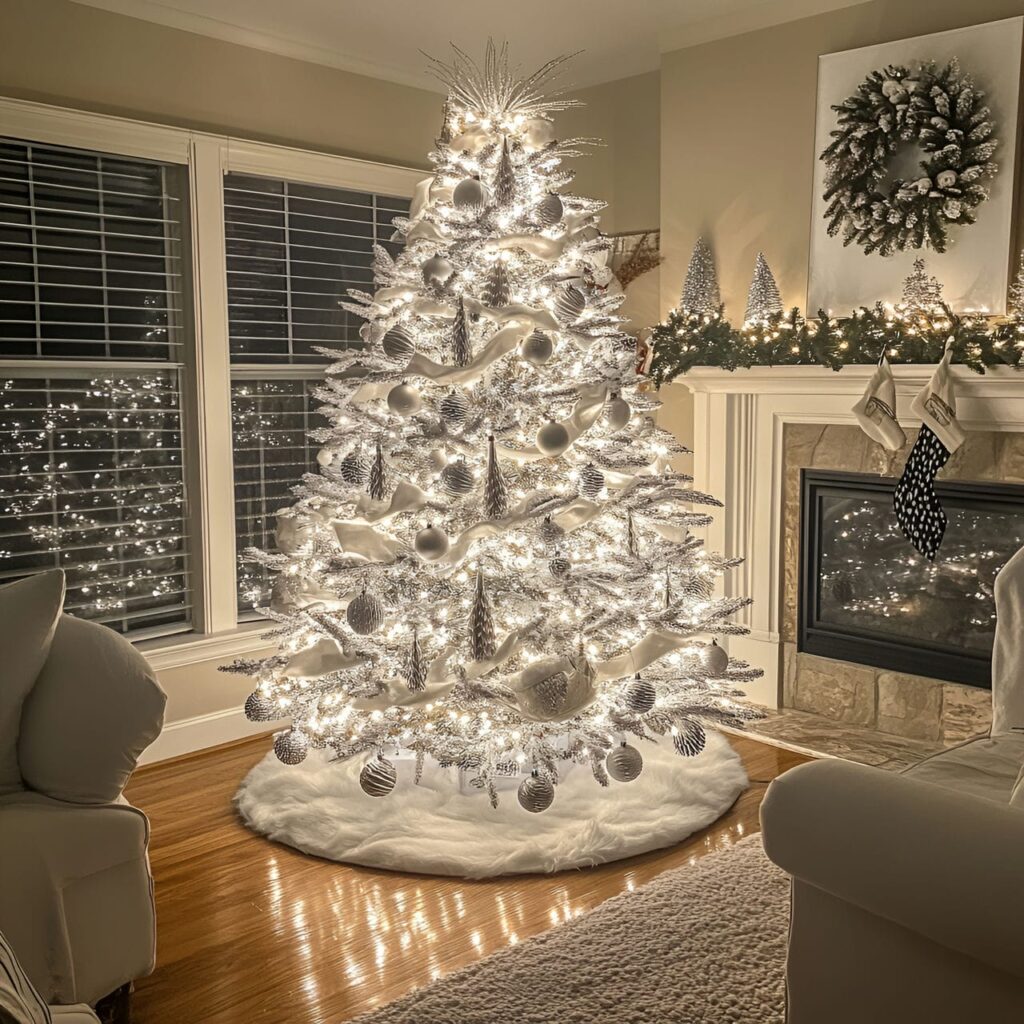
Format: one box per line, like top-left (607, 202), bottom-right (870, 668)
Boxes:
top-left (124, 733), bottom-right (811, 1024)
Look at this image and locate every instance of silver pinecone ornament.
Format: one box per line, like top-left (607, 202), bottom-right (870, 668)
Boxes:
top-left (606, 742), bottom-right (643, 782)
top-left (579, 462), bottom-right (604, 498)
top-left (346, 589), bottom-right (385, 636)
top-left (483, 435), bottom-right (509, 518)
top-left (626, 511), bottom-right (641, 558)
top-left (468, 570), bottom-right (496, 661)
top-left (517, 770), bottom-right (555, 813)
top-left (359, 754), bottom-right (397, 797)
top-left (368, 440), bottom-right (387, 500)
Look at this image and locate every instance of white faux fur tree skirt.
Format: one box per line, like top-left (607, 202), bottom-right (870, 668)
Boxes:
top-left (235, 732), bottom-right (747, 877)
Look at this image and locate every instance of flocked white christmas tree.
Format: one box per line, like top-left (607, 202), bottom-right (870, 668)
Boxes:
top-left (225, 44), bottom-right (761, 812)
top-left (744, 252), bottom-right (783, 325)
top-left (680, 237), bottom-right (721, 316)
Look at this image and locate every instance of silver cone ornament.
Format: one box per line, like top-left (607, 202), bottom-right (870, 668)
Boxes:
top-left (403, 629), bottom-right (428, 691)
top-left (468, 570), bottom-right (496, 661)
top-left (483, 435), bottom-right (510, 518)
top-left (368, 440), bottom-right (387, 500)
top-left (451, 296), bottom-right (472, 367)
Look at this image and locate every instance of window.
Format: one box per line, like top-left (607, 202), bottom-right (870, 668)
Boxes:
top-left (225, 173), bottom-right (410, 611)
top-left (0, 137), bottom-right (192, 637)
top-left (0, 98), bottom-right (420, 657)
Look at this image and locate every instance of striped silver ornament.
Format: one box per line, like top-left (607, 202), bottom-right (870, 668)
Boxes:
top-left (346, 589), bottom-right (385, 635)
top-left (439, 389), bottom-right (470, 427)
top-left (606, 742), bottom-right (643, 782)
top-left (441, 459), bottom-right (475, 496)
top-left (672, 719), bottom-right (707, 757)
top-left (622, 675), bottom-right (656, 714)
top-left (359, 754), bottom-right (397, 797)
top-left (579, 462), bottom-right (604, 498)
top-left (382, 326), bottom-right (415, 361)
top-left (517, 771), bottom-right (555, 813)
top-left (274, 730), bottom-right (309, 765)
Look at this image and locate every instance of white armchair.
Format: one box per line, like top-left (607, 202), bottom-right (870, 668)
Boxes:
top-left (0, 571), bottom-right (165, 1009)
top-left (761, 543), bottom-right (1024, 1023)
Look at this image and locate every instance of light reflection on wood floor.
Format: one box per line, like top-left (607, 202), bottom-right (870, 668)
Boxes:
top-left (125, 733), bottom-right (811, 1024)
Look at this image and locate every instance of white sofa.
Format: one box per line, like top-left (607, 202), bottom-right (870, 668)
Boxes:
top-left (761, 544), bottom-right (1024, 1023)
top-left (0, 571), bottom-right (166, 1009)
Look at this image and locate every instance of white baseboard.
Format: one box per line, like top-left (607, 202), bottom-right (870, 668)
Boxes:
top-left (140, 706), bottom-right (277, 764)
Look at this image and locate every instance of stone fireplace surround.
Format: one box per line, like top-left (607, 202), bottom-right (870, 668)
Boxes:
top-left (678, 365), bottom-right (1024, 757)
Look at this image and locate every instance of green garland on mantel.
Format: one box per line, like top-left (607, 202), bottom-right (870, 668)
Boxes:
top-left (647, 303), bottom-right (1024, 387)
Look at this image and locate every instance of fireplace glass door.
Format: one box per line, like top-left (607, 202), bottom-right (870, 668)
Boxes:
top-left (799, 470), bottom-right (1024, 687)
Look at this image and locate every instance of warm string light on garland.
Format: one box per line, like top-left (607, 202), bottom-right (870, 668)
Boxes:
top-left (648, 249), bottom-right (1024, 387)
top-left (222, 44), bottom-right (763, 811)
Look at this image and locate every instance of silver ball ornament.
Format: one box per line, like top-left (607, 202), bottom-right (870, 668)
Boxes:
top-left (422, 253), bottom-right (454, 289)
top-left (579, 463), bottom-right (604, 498)
top-left (439, 389), bottom-right (470, 427)
top-left (604, 393), bottom-right (631, 432)
top-left (382, 326), bottom-right (415, 361)
top-left (536, 192), bottom-right (563, 227)
top-left (606, 742), bottom-right (643, 783)
top-left (346, 589), bottom-right (385, 635)
top-left (702, 640), bottom-right (729, 677)
top-left (517, 771), bottom-right (554, 813)
top-left (244, 691), bottom-right (277, 723)
top-left (414, 523), bottom-right (450, 561)
top-left (274, 730), bottom-right (309, 765)
top-left (339, 450), bottom-right (370, 486)
top-left (622, 675), bottom-right (656, 714)
top-left (387, 381), bottom-right (421, 417)
top-left (536, 420), bottom-right (571, 456)
top-left (520, 329), bottom-right (553, 366)
top-left (440, 458), bottom-right (475, 496)
top-left (359, 754), bottom-right (397, 797)
top-left (453, 175), bottom-right (486, 209)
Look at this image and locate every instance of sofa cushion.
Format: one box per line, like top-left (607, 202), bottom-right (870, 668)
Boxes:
top-left (17, 615), bottom-right (166, 804)
top-left (904, 734), bottom-right (1024, 804)
top-left (0, 928), bottom-right (51, 1024)
top-left (0, 571), bottom-right (65, 796)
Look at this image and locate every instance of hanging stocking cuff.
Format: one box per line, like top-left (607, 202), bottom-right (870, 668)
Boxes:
top-left (910, 343), bottom-right (965, 454)
top-left (853, 359), bottom-right (906, 451)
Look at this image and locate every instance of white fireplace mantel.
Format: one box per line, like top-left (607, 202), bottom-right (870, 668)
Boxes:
top-left (675, 364), bottom-right (1024, 708)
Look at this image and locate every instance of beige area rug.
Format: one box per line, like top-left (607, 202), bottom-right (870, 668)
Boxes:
top-left (353, 835), bottom-right (788, 1024)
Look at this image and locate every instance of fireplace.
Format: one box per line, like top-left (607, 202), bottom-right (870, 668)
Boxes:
top-left (800, 469), bottom-right (1024, 688)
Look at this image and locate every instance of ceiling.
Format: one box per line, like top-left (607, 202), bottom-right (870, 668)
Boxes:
top-left (69, 0), bottom-right (870, 91)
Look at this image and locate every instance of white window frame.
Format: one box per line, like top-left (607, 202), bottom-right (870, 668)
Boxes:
top-left (0, 96), bottom-right (422, 669)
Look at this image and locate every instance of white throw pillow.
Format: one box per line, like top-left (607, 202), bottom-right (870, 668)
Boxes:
top-left (0, 929), bottom-right (51, 1024)
top-left (18, 615), bottom-right (166, 804)
top-left (0, 571), bottom-right (65, 795)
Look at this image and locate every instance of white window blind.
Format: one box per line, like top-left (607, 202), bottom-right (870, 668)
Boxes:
top-left (225, 172), bottom-right (409, 611)
top-left (0, 137), bottom-right (192, 637)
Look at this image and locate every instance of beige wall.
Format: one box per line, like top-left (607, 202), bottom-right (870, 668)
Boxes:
top-left (659, 0), bottom-right (1024, 318)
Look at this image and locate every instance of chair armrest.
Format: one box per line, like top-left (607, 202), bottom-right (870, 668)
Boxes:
top-left (760, 759), bottom-right (1024, 979)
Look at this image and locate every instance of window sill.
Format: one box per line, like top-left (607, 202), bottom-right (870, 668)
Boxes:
top-left (138, 621), bottom-right (274, 672)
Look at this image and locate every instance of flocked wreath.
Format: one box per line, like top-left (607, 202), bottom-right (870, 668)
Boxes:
top-left (821, 58), bottom-right (998, 255)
